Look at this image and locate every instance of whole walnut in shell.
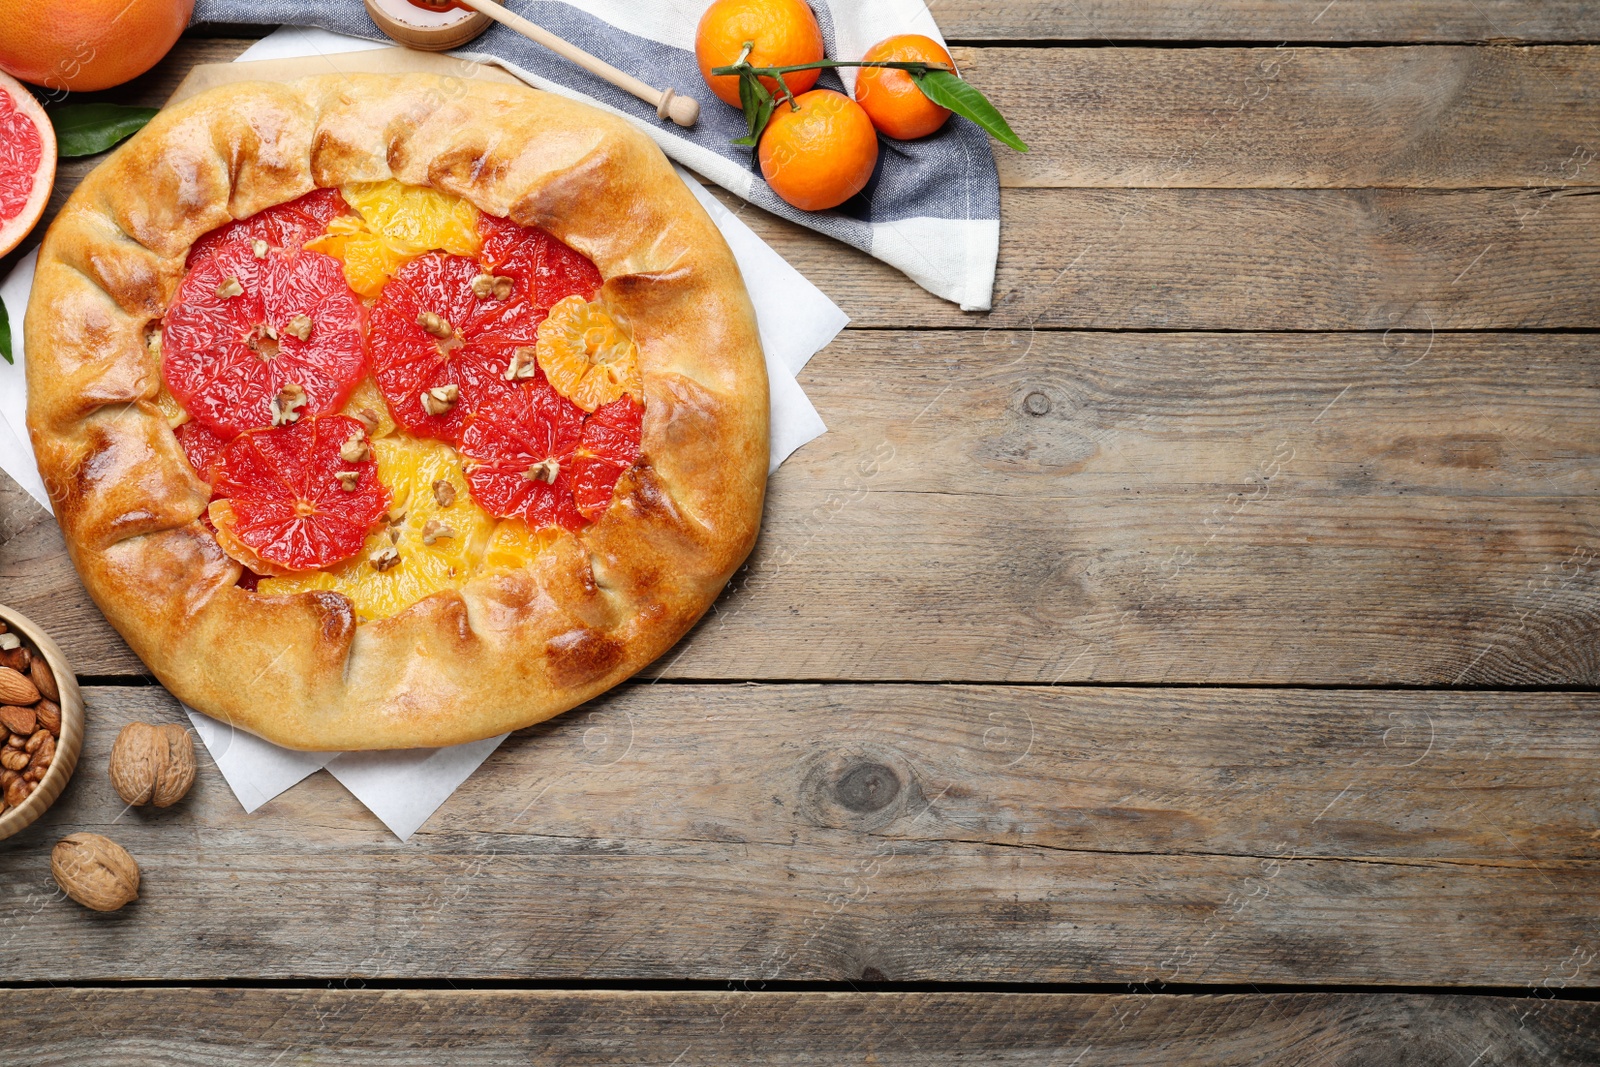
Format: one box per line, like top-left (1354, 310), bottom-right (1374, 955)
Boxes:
top-left (52, 832), bottom-right (140, 912)
top-left (109, 722), bottom-right (195, 808)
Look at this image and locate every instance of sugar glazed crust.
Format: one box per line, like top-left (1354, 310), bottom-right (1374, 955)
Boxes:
top-left (25, 74), bottom-right (768, 750)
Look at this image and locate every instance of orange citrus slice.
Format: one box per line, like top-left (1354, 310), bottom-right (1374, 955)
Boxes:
top-left (534, 295), bottom-right (643, 413)
top-left (307, 180), bottom-right (482, 298)
top-left (259, 434), bottom-right (493, 619)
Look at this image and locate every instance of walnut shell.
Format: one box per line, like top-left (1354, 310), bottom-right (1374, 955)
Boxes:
top-left (51, 833), bottom-right (140, 912)
top-left (108, 722), bottom-right (195, 808)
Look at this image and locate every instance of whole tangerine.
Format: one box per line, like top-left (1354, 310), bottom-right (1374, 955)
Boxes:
top-left (758, 89), bottom-right (879, 213)
top-left (696, 0), bottom-right (824, 109)
top-left (0, 0), bottom-right (194, 93)
top-left (854, 34), bottom-right (954, 140)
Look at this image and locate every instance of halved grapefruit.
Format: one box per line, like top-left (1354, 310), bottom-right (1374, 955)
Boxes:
top-left (208, 415), bottom-right (389, 575)
top-left (0, 71), bottom-right (54, 258)
top-left (458, 375), bottom-right (587, 531)
top-left (174, 419), bottom-right (228, 483)
top-left (162, 242), bottom-right (367, 437)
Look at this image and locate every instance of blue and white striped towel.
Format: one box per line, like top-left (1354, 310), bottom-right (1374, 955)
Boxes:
top-left (193, 0), bottom-right (1001, 310)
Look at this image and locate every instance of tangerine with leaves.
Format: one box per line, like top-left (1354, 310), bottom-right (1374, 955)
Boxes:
top-left (759, 89), bottom-right (879, 212)
top-left (696, 0), bottom-right (823, 108)
top-left (855, 34), bottom-right (953, 140)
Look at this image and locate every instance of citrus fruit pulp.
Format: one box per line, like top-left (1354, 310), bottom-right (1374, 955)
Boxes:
top-left (478, 214), bottom-right (603, 310)
top-left (0, 71), bottom-right (54, 258)
top-left (307, 180), bottom-right (482, 298)
top-left (535, 295), bottom-right (643, 413)
top-left (368, 251), bottom-right (546, 443)
top-left (174, 419), bottom-right (228, 483)
top-left (188, 188), bottom-right (351, 268)
top-left (458, 375), bottom-right (588, 532)
top-left (208, 415), bottom-right (389, 575)
top-left (162, 242), bottom-right (367, 437)
top-left (258, 434), bottom-right (495, 619)
top-left (571, 396), bottom-right (644, 521)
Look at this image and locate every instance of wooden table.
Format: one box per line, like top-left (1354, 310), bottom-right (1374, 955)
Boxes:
top-left (4, 5), bottom-right (1600, 1062)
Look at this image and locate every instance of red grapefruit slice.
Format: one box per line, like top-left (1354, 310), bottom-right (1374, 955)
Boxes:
top-left (174, 419), bottom-right (228, 482)
top-left (571, 395), bottom-right (644, 521)
top-left (208, 415), bottom-right (389, 574)
top-left (187, 188), bottom-right (350, 267)
top-left (162, 242), bottom-right (367, 438)
top-left (368, 251), bottom-right (545, 443)
top-left (479, 214), bottom-right (603, 311)
top-left (0, 71), bottom-right (54, 258)
top-left (459, 375), bottom-right (587, 532)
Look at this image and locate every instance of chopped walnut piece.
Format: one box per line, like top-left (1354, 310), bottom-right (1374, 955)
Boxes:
top-left (503, 347), bottom-right (538, 381)
top-left (368, 544), bottom-right (401, 572)
top-left (270, 382), bottom-right (308, 426)
top-left (431, 480), bottom-right (456, 507)
top-left (339, 430), bottom-right (370, 463)
top-left (283, 314), bottom-right (313, 342)
top-left (421, 520), bottom-right (456, 545)
top-left (420, 383), bottom-right (459, 416)
top-left (417, 311), bottom-right (454, 340)
top-left (525, 457), bottom-right (560, 484)
top-left (335, 470), bottom-right (361, 492)
top-left (354, 408), bottom-right (381, 435)
top-left (251, 238), bottom-right (269, 258)
top-left (0, 634), bottom-right (18, 652)
top-left (216, 276), bottom-right (244, 299)
top-left (386, 502), bottom-right (407, 526)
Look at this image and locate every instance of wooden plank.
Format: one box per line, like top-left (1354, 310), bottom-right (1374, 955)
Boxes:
top-left (2, 684), bottom-right (1597, 984)
top-left (6, 331), bottom-right (1597, 686)
top-left (959, 45), bottom-right (1600, 189)
top-left (732, 186), bottom-right (1600, 330)
top-left (5, 989), bottom-right (1598, 1065)
top-left (938, 1), bottom-right (1600, 44)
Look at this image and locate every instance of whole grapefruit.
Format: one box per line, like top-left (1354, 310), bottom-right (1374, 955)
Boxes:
top-left (0, 0), bottom-right (194, 93)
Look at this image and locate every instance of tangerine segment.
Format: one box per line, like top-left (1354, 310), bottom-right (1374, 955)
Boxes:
top-left (478, 214), bottom-right (603, 310)
top-left (572, 395), bottom-right (645, 521)
top-left (259, 435), bottom-right (493, 620)
top-left (483, 517), bottom-right (565, 571)
top-left (339, 376), bottom-right (397, 439)
top-left (188, 188), bottom-right (350, 268)
top-left (208, 415), bottom-right (389, 575)
top-left (369, 252), bottom-right (545, 443)
top-left (163, 243), bottom-right (367, 438)
top-left (459, 377), bottom-right (587, 532)
top-left (535, 295), bottom-right (643, 413)
top-left (310, 180), bottom-right (483, 297)
top-left (174, 419), bottom-right (228, 483)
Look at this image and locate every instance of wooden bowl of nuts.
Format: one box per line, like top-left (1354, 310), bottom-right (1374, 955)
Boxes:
top-left (0, 605), bottom-right (84, 842)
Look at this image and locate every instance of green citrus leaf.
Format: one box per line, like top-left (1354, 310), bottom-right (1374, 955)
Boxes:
top-left (49, 103), bottom-right (159, 158)
top-left (733, 71), bottom-right (775, 147)
top-left (0, 297), bottom-right (11, 365)
top-left (911, 70), bottom-right (1028, 152)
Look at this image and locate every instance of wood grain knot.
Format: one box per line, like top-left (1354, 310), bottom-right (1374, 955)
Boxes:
top-left (833, 762), bottom-right (901, 813)
top-left (1023, 391), bottom-right (1051, 415)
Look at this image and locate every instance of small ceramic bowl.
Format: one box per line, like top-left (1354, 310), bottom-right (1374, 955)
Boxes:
top-left (0, 605), bottom-right (85, 842)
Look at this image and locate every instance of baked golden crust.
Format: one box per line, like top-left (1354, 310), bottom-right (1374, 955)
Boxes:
top-left (25, 74), bottom-right (768, 750)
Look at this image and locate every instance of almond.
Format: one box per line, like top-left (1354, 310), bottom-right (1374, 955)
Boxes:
top-left (0, 705), bottom-right (35, 735)
top-left (0, 667), bottom-right (38, 706)
top-left (0, 645), bottom-right (29, 672)
top-left (29, 658), bottom-right (57, 703)
top-left (34, 699), bottom-right (60, 737)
